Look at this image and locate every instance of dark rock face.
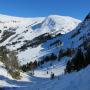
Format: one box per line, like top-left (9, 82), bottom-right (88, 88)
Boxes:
top-left (18, 33), bottom-right (52, 51)
top-left (0, 30), bottom-right (15, 43)
top-left (84, 12), bottom-right (90, 21)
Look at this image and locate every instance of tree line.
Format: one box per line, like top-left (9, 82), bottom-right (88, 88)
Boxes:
top-left (65, 47), bottom-right (90, 73)
top-left (21, 53), bottom-right (57, 72)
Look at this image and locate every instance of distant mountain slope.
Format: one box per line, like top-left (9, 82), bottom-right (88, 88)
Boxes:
top-left (0, 14), bottom-right (80, 65)
top-left (32, 15), bottom-right (80, 34)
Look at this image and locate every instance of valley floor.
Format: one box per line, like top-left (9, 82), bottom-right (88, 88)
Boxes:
top-left (0, 60), bottom-right (90, 90)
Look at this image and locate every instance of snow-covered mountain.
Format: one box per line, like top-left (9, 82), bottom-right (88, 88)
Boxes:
top-left (0, 14), bottom-right (80, 65)
top-left (32, 15), bottom-right (80, 34)
top-left (1, 13), bottom-right (90, 90)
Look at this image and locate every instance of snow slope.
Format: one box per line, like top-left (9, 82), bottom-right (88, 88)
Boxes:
top-left (36, 15), bottom-right (80, 34)
top-left (0, 14), bottom-right (80, 65)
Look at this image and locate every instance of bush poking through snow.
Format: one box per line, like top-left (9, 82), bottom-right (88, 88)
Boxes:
top-left (8, 70), bottom-right (21, 80)
top-left (0, 46), bottom-right (21, 79)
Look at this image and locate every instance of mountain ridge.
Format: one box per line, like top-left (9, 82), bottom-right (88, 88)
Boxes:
top-left (0, 13), bottom-right (81, 65)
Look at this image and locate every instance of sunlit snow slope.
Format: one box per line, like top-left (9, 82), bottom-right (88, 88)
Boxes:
top-left (0, 14), bottom-right (80, 65)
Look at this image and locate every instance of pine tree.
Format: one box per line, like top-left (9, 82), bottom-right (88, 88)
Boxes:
top-left (65, 61), bottom-right (72, 73)
top-left (73, 49), bottom-right (85, 71)
top-left (65, 48), bottom-right (85, 73)
top-left (85, 46), bottom-right (90, 65)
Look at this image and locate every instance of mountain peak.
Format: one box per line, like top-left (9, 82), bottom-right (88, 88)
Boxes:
top-left (39, 14), bottom-right (81, 34)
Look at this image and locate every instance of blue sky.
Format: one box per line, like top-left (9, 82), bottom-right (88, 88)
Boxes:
top-left (0, 0), bottom-right (90, 20)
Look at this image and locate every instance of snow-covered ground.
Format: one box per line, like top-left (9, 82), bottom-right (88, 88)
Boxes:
top-left (0, 61), bottom-right (90, 90)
